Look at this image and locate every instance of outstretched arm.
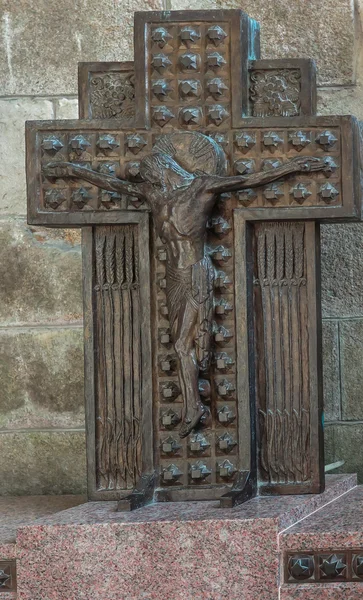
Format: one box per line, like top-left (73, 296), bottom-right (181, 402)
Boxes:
top-left (206, 156), bottom-right (330, 194)
top-left (43, 162), bottom-right (146, 200)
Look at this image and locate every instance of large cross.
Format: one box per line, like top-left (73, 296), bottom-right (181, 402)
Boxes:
top-left (26, 9), bottom-right (362, 510)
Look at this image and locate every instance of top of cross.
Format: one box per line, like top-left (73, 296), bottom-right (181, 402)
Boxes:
top-left (132, 10), bottom-right (318, 129)
top-left (133, 10), bottom-right (260, 129)
top-left (26, 9), bottom-right (362, 225)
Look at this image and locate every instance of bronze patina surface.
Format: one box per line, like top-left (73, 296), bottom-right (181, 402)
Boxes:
top-left (26, 10), bottom-right (362, 509)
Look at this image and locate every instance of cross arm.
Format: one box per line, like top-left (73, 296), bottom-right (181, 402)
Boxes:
top-left (206, 156), bottom-right (329, 194)
top-left (42, 162), bottom-right (146, 200)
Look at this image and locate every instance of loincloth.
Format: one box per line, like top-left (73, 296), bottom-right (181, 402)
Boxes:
top-left (165, 256), bottom-right (214, 370)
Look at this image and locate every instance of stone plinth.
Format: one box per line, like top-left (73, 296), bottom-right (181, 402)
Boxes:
top-left (280, 582), bottom-right (363, 599)
top-left (14, 475), bottom-right (355, 600)
top-left (280, 486), bottom-right (363, 598)
top-left (0, 495), bottom-right (85, 561)
top-left (280, 485), bottom-right (363, 552)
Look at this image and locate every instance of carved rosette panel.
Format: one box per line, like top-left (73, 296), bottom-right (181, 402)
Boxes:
top-left (155, 193), bottom-right (238, 490)
top-left (253, 223), bottom-right (311, 485)
top-left (249, 69), bottom-right (301, 117)
top-left (93, 225), bottom-right (142, 491)
top-left (89, 72), bottom-right (135, 121)
top-left (79, 58), bottom-right (315, 123)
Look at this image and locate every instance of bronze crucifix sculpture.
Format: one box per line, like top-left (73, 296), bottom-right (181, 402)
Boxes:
top-left (26, 9), bottom-right (362, 509)
top-left (43, 135), bottom-right (327, 438)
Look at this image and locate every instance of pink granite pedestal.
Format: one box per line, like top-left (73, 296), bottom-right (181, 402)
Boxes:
top-left (12, 475), bottom-right (356, 600)
top-left (0, 495), bottom-right (85, 598)
top-left (280, 485), bottom-right (363, 599)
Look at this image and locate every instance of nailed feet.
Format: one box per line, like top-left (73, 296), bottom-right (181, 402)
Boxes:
top-left (179, 404), bottom-right (206, 439)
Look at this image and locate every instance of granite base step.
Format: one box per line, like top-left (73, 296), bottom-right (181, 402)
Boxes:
top-left (280, 582), bottom-right (363, 599)
top-left (279, 485), bottom-right (363, 598)
top-left (0, 476), bottom-right (359, 599)
top-left (2, 474), bottom-right (354, 600)
top-left (0, 494), bottom-right (85, 597)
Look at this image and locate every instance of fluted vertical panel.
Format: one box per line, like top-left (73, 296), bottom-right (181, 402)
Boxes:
top-left (94, 225), bottom-right (142, 491)
top-left (254, 222), bottom-right (311, 486)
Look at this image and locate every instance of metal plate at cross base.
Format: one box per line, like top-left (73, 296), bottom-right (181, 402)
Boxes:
top-left (26, 9), bottom-right (362, 510)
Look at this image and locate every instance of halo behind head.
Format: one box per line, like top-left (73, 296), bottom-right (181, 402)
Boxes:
top-left (152, 131), bottom-right (227, 177)
top-left (139, 152), bottom-right (193, 185)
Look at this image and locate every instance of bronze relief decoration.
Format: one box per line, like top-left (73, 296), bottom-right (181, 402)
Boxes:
top-left (26, 10), bottom-right (362, 509)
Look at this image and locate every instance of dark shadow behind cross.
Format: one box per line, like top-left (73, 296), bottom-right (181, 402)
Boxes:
top-left (26, 9), bottom-right (362, 510)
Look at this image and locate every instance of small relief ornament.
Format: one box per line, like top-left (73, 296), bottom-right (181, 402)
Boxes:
top-left (288, 556), bottom-right (314, 581)
top-left (0, 569), bottom-right (11, 589)
top-left (152, 27), bottom-right (172, 48)
top-left (207, 25), bottom-right (228, 46)
top-left (44, 189), bottom-right (67, 210)
top-left (250, 69), bottom-right (301, 117)
top-left (353, 554), bottom-right (363, 578)
top-left (162, 463), bottom-right (183, 482)
top-left (90, 73), bottom-right (135, 121)
top-left (319, 554), bottom-right (347, 579)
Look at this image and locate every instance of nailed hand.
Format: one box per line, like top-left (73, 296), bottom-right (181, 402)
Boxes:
top-left (42, 162), bottom-right (75, 179)
top-left (291, 156), bottom-right (328, 173)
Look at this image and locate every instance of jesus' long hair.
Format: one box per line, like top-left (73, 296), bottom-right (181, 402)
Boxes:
top-left (139, 152), bottom-right (195, 190)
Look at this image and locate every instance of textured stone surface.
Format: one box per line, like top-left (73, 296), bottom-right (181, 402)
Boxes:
top-left (169, 0), bottom-right (356, 86)
top-left (0, 0), bottom-right (164, 96)
top-left (14, 476), bottom-right (354, 600)
top-left (17, 517), bottom-right (279, 600)
top-left (322, 320), bottom-right (341, 422)
top-left (17, 474), bottom-right (355, 529)
top-left (317, 2), bottom-right (363, 119)
top-left (318, 86), bottom-right (363, 121)
top-left (0, 430), bottom-right (86, 495)
top-left (321, 224), bottom-right (363, 319)
top-left (0, 327), bottom-right (84, 430)
top-left (0, 494), bottom-right (85, 560)
top-left (55, 98), bottom-right (79, 120)
top-left (325, 423), bottom-right (363, 483)
top-left (0, 98), bottom-right (54, 215)
top-left (339, 320), bottom-right (363, 420)
top-left (280, 485), bottom-right (363, 552)
top-left (280, 582), bottom-right (363, 599)
top-left (0, 218), bottom-right (82, 326)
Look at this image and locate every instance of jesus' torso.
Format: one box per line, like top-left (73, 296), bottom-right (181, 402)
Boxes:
top-left (140, 177), bottom-right (217, 270)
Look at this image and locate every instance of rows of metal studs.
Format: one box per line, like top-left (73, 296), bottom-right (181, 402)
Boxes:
top-left (41, 130), bottom-right (340, 211)
top-left (41, 129), bottom-right (339, 156)
top-left (286, 551), bottom-right (363, 583)
top-left (151, 76), bottom-right (228, 101)
top-left (151, 103), bottom-right (230, 128)
top-left (156, 184), bottom-right (236, 484)
top-left (151, 24), bottom-right (229, 49)
top-left (233, 130), bottom-right (339, 205)
top-left (157, 230), bottom-right (235, 441)
top-left (150, 25), bottom-right (230, 127)
top-left (161, 457), bottom-right (238, 484)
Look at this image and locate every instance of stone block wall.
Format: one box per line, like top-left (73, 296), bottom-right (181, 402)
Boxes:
top-left (0, 0), bottom-right (362, 494)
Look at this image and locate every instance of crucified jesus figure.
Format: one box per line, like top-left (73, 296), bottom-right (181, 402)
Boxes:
top-left (43, 131), bottom-right (329, 438)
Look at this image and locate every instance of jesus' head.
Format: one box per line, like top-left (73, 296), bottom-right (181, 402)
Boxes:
top-left (139, 151), bottom-right (196, 191)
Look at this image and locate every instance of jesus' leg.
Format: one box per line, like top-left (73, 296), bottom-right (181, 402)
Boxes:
top-left (172, 301), bottom-right (206, 439)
